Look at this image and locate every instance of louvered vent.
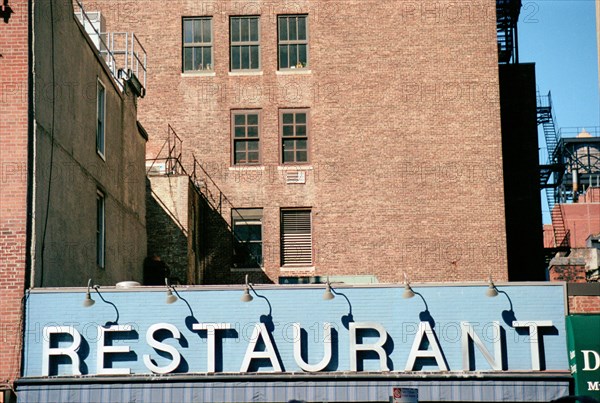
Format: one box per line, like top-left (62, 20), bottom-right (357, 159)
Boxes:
top-left (285, 170), bottom-right (306, 184)
top-left (281, 210), bottom-right (312, 266)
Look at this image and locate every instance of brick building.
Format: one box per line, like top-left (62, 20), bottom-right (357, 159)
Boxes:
top-left (0, 0), bottom-right (147, 397)
top-left (94, 0), bottom-right (512, 285)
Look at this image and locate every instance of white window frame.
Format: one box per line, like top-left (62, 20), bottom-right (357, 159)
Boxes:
top-left (232, 208), bottom-right (263, 268)
top-left (96, 190), bottom-right (105, 268)
top-left (96, 79), bottom-right (106, 159)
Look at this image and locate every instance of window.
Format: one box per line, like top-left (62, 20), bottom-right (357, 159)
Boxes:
top-left (96, 190), bottom-right (105, 268)
top-left (230, 16), bottom-right (260, 70)
top-left (278, 15), bottom-right (308, 69)
top-left (96, 80), bottom-right (105, 158)
top-left (232, 110), bottom-right (260, 165)
top-left (280, 110), bottom-right (308, 163)
top-left (233, 209), bottom-right (263, 268)
top-left (183, 17), bottom-right (213, 71)
top-left (280, 209), bottom-right (312, 266)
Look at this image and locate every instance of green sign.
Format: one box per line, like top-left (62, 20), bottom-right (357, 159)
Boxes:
top-left (566, 315), bottom-right (600, 399)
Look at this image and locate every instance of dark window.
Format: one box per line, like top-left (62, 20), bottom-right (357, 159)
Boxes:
top-left (96, 80), bottom-right (105, 158)
top-left (233, 111), bottom-right (261, 164)
top-left (281, 209), bottom-right (312, 266)
top-left (96, 190), bottom-right (105, 268)
top-left (278, 15), bottom-right (308, 69)
top-left (230, 16), bottom-right (260, 70)
top-left (233, 209), bottom-right (263, 268)
top-left (281, 110), bottom-right (308, 163)
top-left (183, 17), bottom-right (213, 71)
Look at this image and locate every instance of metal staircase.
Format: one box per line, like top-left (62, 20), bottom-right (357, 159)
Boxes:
top-left (537, 91), bottom-right (570, 253)
top-left (496, 0), bottom-right (522, 63)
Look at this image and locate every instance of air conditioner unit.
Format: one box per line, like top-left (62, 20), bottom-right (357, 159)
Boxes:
top-left (285, 170), bottom-right (306, 184)
top-left (146, 161), bottom-right (166, 175)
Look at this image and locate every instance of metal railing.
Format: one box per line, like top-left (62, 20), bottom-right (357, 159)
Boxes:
top-left (74, 1), bottom-right (147, 93)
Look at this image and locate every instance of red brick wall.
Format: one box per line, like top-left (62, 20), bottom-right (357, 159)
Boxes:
top-left (93, 0), bottom-right (508, 283)
top-left (0, 0), bottom-right (28, 388)
top-left (549, 264), bottom-right (587, 282)
top-left (568, 296), bottom-right (600, 314)
top-left (552, 202), bottom-right (600, 248)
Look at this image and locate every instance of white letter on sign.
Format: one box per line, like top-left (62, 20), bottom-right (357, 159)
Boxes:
top-left (512, 321), bottom-right (553, 371)
top-left (405, 322), bottom-right (448, 371)
top-left (42, 326), bottom-right (82, 376)
top-left (143, 323), bottom-right (182, 374)
top-left (193, 323), bottom-right (232, 373)
top-left (240, 323), bottom-right (282, 372)
top-left (461, 321), bottom-right (502, 370)
top-left (97, 325), bottom-right (133, 375)
top-left (349, 322), bottom-right (390, 372)
top-left (582, 350), bottom-right (600, 371)
top-left (293, 322), bottom-right (332, 372)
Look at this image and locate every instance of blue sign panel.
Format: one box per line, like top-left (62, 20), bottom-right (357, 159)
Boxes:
top-left (22, 283), bottom-right (568, 377)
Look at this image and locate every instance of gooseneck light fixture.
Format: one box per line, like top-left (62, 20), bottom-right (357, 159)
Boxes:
top-left (323, 277), bottom-right (335, 300)
top-left (486, 275), bottom-right (499, 297)
top-left (402, 273), bottom-right (415, 299)
top-left (165, 278), bottom-right (178, 304)
top-left (83, 278), bottom-right (96, 307)
top-left (241, 274), bottom-right (254, 302)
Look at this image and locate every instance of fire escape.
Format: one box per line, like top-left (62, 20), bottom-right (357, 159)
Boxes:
top-left (537, 92), bottom-right (569, 259)
top-left (146, 126), bottom-right (265, 283)
top-left (496, 0), bottom-right (522, 64)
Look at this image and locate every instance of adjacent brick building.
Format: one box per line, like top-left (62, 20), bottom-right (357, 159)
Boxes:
top-left (94, 0), bottom-right (510, 285)
top-left (0, 0), bottom-right (147, 395)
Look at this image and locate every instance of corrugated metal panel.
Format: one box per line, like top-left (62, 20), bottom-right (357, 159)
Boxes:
top-left (16, 379), bottom-right (571, 402)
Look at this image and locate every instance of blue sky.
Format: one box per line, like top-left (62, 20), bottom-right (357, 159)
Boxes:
top-left (518, 0), bottom-right (598, 130)
top-left (517, 1), bottom-right (598, 220)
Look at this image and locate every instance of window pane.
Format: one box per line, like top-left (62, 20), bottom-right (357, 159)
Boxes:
top-left (296, 150), bottom-right (307, 162)
top-left (282, 125), bottom-right (294, 137)
top-left (250, 18), bottom-right (259, 41)
top-left (298, 17), bottom-right (307, 40)
top-left (194, 19), bottom-right (202, 42)
top-left (240, 18), bottom-right (249, 41)
top-left (203, 47), bottom-right (212, 68)
top-left (193, 48), bottom-right (203, 70)
top-left (231, 46), bottom-right (240, 70)
top-left (247, 141), bottom-right (259, 150)
top-left (279, 17), bottom-right (288, 41)
top-left (248, 151), bottom-right (259, 162)
top-left (289, 45), bottom-right (298, 67)
top-left (235, 152), bottom-right (246, 164)
top-left (298, 44), bottom-right (307, 66)
top-left (297, 139), bottom-right (307, 150)
top-left (279, 45), bottom-right (289, 68)
top-left (247, 126), bottom-right (258, 137)
top-left (283, 150), bottom-right (294, 163)
top-left (296, 125), bottom-right (306, 136)
top-left (283, 139), bottom-right (295, 149)
top-left (247, 114), bottom-right (258, 125)
top-left (184, 20), bottom-right (193, 43)
top-left (203, 19), bottom-right (211, 42)
top-left (235, 141), bottom-right (246, 152)
top-left (283, 113), bottom-right (294, 124)
top-left (234, 126), bottom-right (246, 137)
top-left (248, 243), bottom-right (262, 259)
top-left (183, 48), bottom-right (192, 71)
top-left (235, 114), bottom-right (246, 125)
top-left (251, 46), bottom-right (259, 69)
top-left (241, 46), bottom-right (250, 69)
top-left (289, 17), bottom-right (297, 40)
top-left (231, 18), bottom-right (240, 42)
top-left (296, 113), bottom-right (306, 124)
